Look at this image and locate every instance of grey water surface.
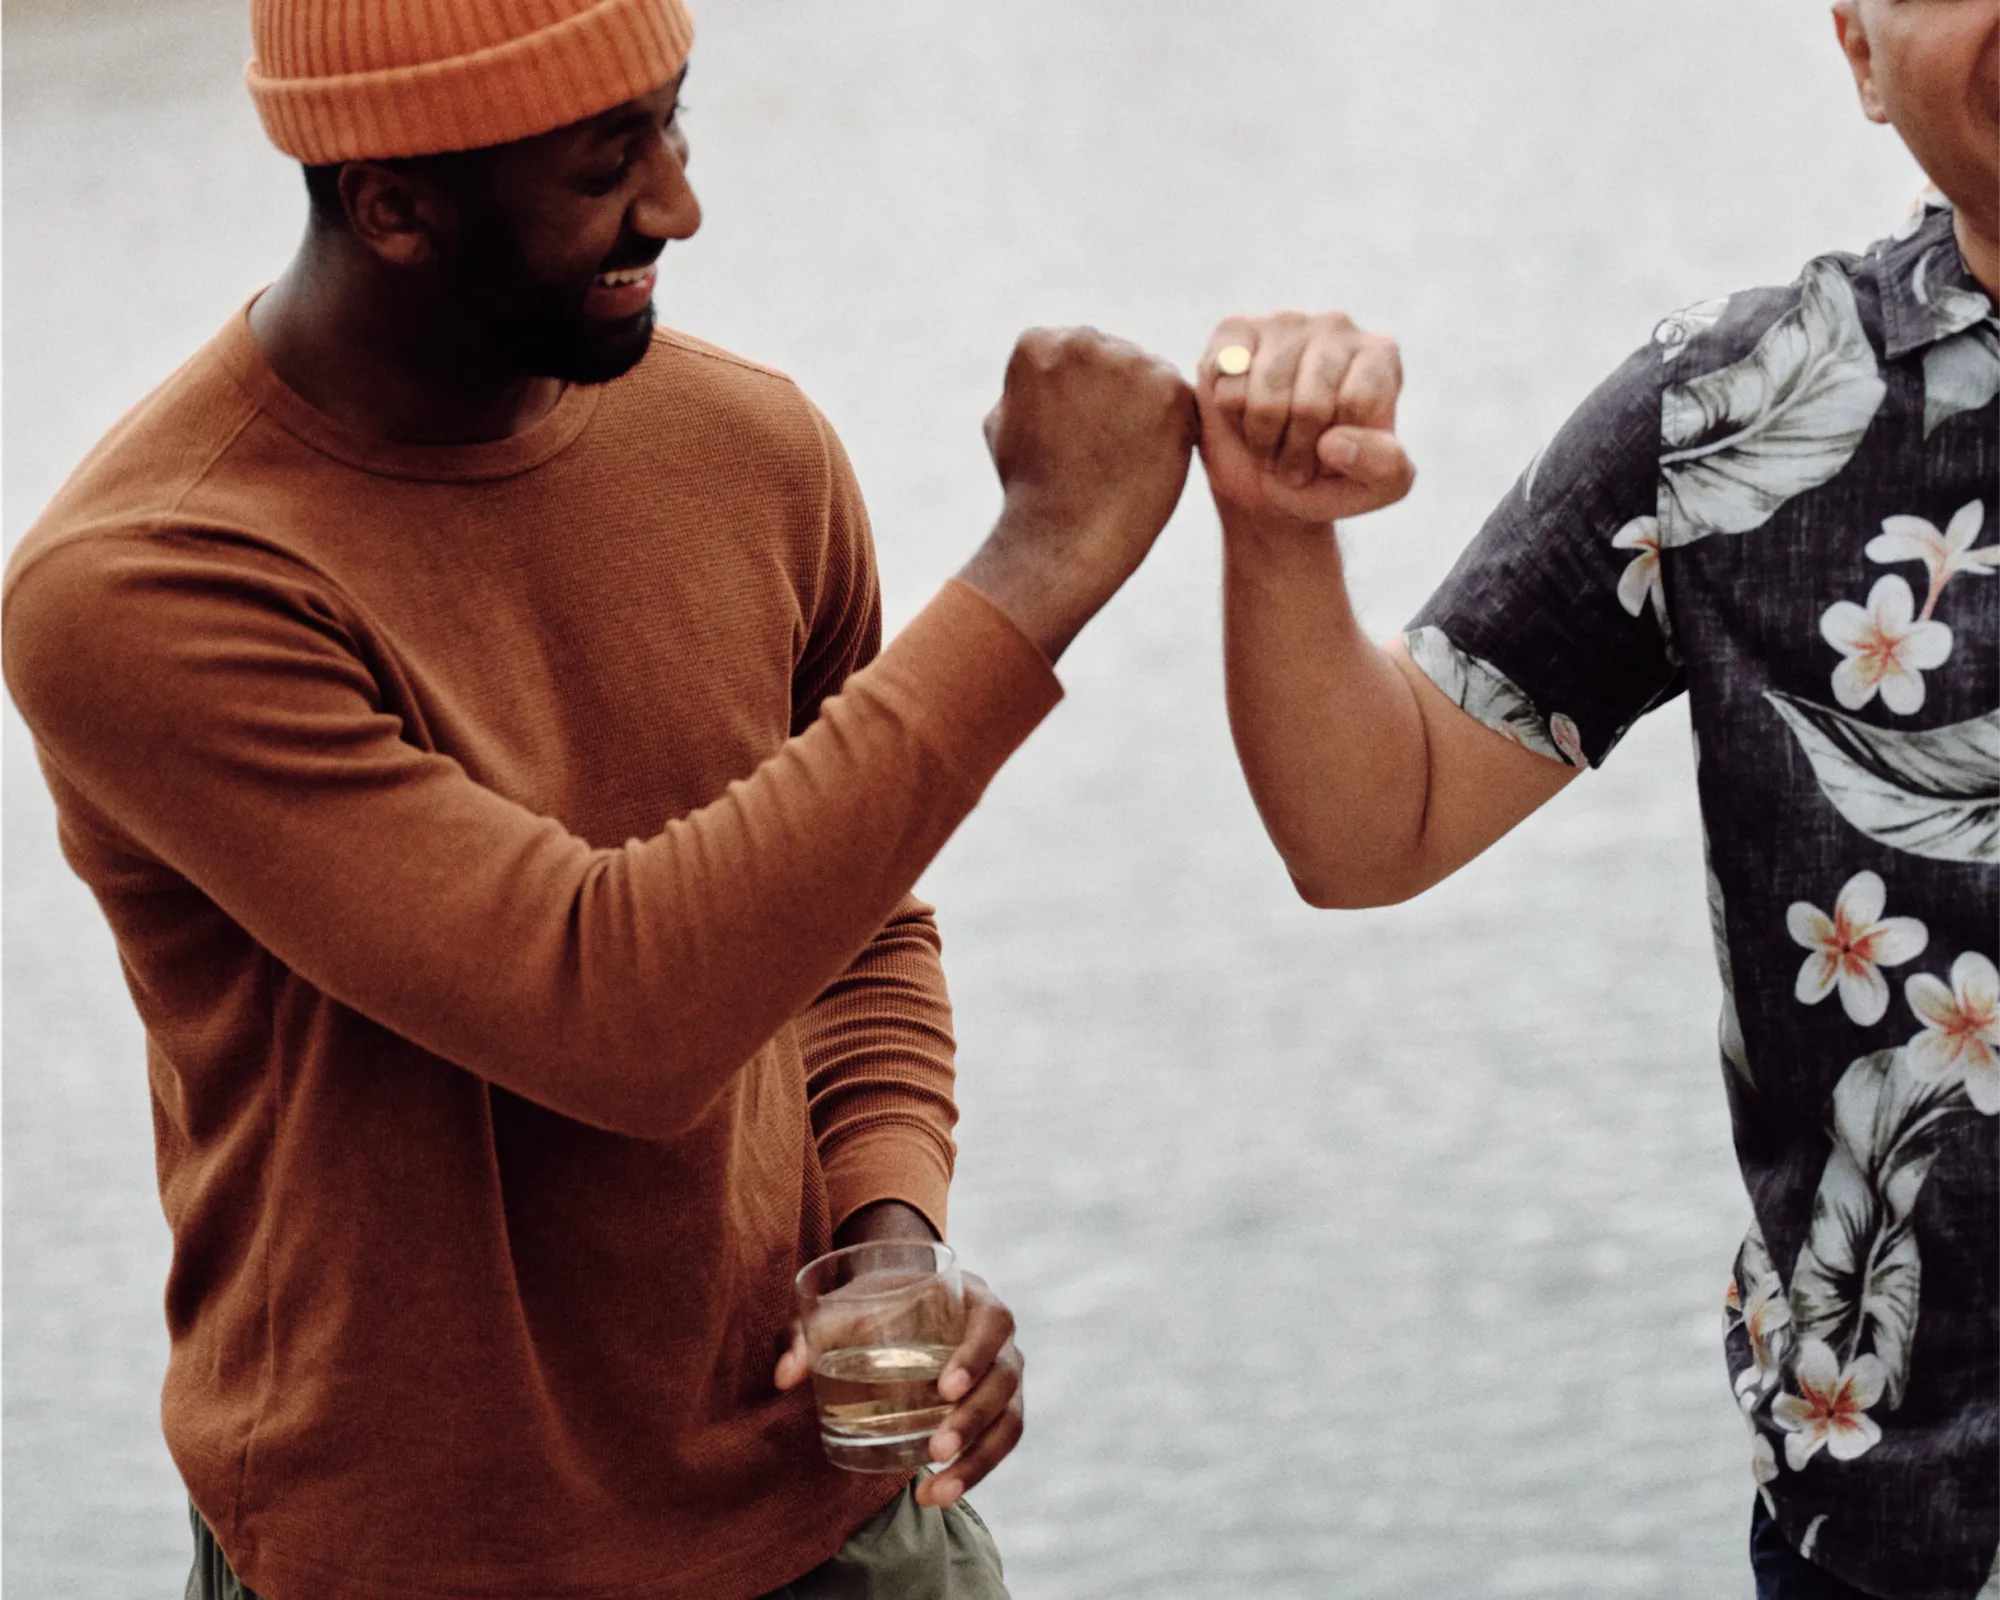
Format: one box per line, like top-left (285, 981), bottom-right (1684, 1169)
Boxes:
top-left (3, 3), bottom-right (1926, 1596)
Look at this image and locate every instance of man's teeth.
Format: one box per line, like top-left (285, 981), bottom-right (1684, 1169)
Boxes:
top-left (596, 266), bottom-right (652, 288)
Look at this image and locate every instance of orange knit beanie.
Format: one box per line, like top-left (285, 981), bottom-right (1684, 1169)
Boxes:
top-left (246, 0), bottom-right (696, 165)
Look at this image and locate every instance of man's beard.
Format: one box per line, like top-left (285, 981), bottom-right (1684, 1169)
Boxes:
top-left (434, 209), bottom-right (656, 387)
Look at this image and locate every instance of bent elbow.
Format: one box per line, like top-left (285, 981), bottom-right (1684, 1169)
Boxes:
top-left (494, 1020), bottom-right (757, 1146)
top-left (1290, 873), bottom-right (1414, 911)
top-left (1285, 854), bottom-right (1429, 910)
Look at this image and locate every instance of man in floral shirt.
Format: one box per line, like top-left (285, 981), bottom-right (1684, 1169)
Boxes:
top-left (1184, 2), bottom-right (1997, 1596)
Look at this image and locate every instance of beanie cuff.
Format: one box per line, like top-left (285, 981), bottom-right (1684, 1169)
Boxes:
top-left (247, 0), bottom-right (696, 164)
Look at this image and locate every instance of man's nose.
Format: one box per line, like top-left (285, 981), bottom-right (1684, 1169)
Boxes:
top-left (630, 131), bottom-right (701, 242)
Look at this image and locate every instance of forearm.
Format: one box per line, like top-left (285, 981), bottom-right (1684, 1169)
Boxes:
top-left (1221, 510), bottom-right (1436, 907)
top-left (7, 542), bottom-right (1057, 1147)
top-left (804, 895), bottom-right (959, 1238)
top-left (836, 1200), bottom-right (940, 1247)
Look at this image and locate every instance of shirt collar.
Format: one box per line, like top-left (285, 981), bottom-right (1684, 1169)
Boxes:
top-left (1875, 197), bottom-right (1994, 361)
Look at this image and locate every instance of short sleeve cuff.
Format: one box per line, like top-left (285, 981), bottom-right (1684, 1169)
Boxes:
top-left (1403, 624), bottom-right (1586, 769)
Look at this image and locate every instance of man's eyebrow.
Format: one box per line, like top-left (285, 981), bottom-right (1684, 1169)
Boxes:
top-left (586, 69), bottom-right (689, 144)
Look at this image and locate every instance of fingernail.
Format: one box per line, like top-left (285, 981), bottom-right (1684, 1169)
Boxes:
top-left (932, 1478), bottom-right (962, 1507)
top-left (1332, 437), bottom-right (1360, 470)
top-left (931, 1431), bottom-right (961, 1461)
top-left (940, 1368), bottom-right (968, 1400)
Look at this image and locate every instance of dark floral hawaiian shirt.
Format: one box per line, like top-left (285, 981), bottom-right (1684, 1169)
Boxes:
top-left (1408, 195), bottom-right (1999, 1600)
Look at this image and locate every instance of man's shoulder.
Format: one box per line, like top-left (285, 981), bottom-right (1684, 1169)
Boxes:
top-left (1647, 200), bottom-right (1968, 391)
top-left (5, 325), bottom-right (261, 613)
top-left (1638, 245), bottom-right (1880, 393)
top-left (630, 327), bottom-right (828, 437)
top-left (600, 327), bottom-right (854, 505)
top-left (647, 326), bottom-right (798, 387)
top-left (1537, 233), bottom-right (1900, 489)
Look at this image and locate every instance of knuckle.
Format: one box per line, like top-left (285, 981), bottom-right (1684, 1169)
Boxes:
top-left (1312, 340), bottom-right (1351, 374)
top-left (1344, 369), bottom-right (1391, 407)
top-left (1361, 347), bottom-right (1399, 382)
top-left (1243, 398), bottom-right (1287, 433)
top-left (1018, 327), bottom-right (1059, 364)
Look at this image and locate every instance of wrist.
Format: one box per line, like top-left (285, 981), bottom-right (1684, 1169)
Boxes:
top-left (956, 505), bottom-right (1106, 666)
top-left (835, 1199), bottom-right (941, 1248)
top-left (1216, 501), bottom-right (1337, 547)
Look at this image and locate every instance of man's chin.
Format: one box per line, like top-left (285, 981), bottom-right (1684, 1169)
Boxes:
top-left (546, 306), bottom-right (658, 387)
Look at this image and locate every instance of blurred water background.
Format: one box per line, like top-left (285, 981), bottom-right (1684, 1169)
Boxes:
top-left (3, 2), bottom-right (1929, 1595)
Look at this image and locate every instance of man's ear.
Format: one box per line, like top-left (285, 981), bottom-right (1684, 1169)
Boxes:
top-left (337, 162), bottom-right (444, 267)
top-left (1832, 2), bottom-right (1891, 125)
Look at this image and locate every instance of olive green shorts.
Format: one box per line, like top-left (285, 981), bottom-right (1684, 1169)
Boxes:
top-left (186, 1479), bottom-right (1009, 1599)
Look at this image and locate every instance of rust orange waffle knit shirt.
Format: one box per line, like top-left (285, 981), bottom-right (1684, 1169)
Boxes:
top-left (2, 308), bottom-right (1060, 1600)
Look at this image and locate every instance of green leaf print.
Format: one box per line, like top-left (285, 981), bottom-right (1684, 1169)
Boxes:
top-left (1790, 1050), bottom-right (1964, 1410)
top-left (1402, 627), bottom-right (1565, 764)
top-left (1659, 261), bottom-right (1887, 547)
top-left (1767, 694), bottom-right (2000, 865)
top-left (1923, 323), bottom-right (2000, 438)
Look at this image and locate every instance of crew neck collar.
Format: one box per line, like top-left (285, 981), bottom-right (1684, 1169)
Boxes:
top-left (216, 300), bottom-right (602, 483)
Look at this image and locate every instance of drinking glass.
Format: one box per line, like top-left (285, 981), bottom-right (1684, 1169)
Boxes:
top-left (794, 1239), bottom-right (964, 1473)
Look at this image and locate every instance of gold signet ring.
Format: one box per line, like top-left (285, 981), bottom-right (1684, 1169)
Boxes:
top-left (1216, 345), bottom-right (1253, 377)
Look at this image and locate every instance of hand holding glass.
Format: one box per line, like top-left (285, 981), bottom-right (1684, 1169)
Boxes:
top-left (793, 1240), bottom-right (965, 1473)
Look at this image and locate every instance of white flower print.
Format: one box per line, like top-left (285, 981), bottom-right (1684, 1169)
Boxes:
top-left (1612, 515), bottom-right (1664, 622)
top-left (1549, 713), bottom-right (1586, 769)
top-left (1752, 1430), bottom-right (1780, 1491)
top-left (1752, 1427), bottom-right (1781, 1518)
top-left (1865, 501), bottom-right (1999, 617)
top-left (1786, 871), bottom-right (1928, 1026)
top-left (1773, 1338), bottom-right (1888, 1470)
top-left (1732, 1270), bottom-right (1794, 1409)
top-left (1819, 576), bottom-right (1953, 715)
top-left (1904, 952), bottom-right (2000, 1115)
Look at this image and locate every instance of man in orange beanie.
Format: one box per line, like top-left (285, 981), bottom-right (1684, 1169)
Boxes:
top-left (1, 2), bottom-right (1197, 1597)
